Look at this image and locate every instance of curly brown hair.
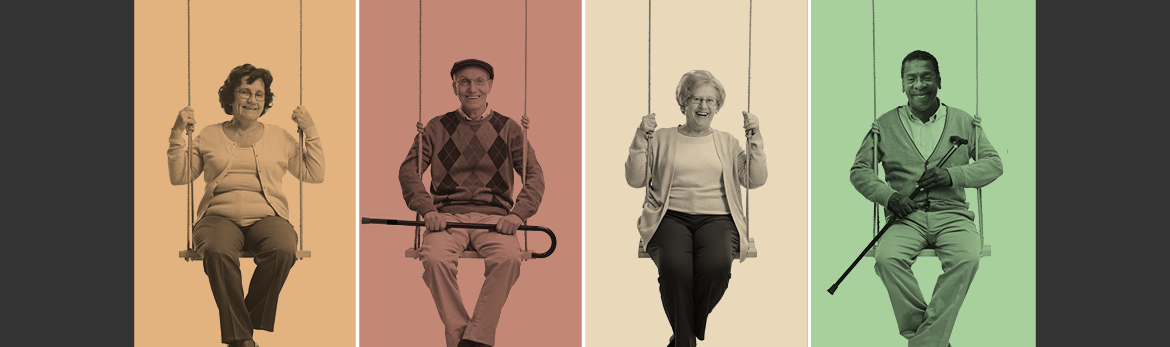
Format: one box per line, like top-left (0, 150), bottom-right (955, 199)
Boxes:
top-left (218, 64), bottom-right (275, 116)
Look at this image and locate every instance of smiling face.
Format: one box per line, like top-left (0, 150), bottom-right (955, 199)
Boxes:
top-left (231, 77), bottom-right (266, 122)
top-left (901, 59), bottom-right (941, 114)
top-left (451, 66), bottom-right (493, 115)
top-left (682, 84), bottom-right (720, 132)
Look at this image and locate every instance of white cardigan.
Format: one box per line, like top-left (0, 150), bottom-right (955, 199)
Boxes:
top-left (625, 127), bottom-right (766, 261)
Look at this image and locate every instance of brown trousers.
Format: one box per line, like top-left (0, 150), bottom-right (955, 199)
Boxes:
top-left (419, 212), bottom-right (523, 347)
top-left (194, 215), bottom-right (298, 344)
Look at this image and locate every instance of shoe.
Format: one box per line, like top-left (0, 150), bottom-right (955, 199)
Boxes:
top-left (458, 339), bottom-right (490, 347)
top-left (228, 340), bottom-right (257, 347)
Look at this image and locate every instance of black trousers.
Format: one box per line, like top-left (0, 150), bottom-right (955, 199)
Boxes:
top-left (646, 210), bottom-right (739, 347)
top-left (194, 215), bottom-right (298, 344)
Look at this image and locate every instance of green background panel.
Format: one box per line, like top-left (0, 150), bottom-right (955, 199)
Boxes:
top-left (812, 0), bottom-right (1035, 346)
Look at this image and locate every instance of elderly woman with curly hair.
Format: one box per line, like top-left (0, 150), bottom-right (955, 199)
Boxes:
top-left (625, 70), bottom-right (767, 347)
top-left (168, 63), bottom-right (324, 347)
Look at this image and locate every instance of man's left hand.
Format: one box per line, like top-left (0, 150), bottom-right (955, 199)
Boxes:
top-left (496, 214), bottom-right (523, 235)
top-left (917, 167), bottom-right (952, 190)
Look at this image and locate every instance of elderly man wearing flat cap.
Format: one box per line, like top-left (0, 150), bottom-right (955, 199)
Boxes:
top-left (399, 58), bottom-right (545, 347)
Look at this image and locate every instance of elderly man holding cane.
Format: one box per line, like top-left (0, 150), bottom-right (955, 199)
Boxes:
top-left (843, 50), bottom-right (1002, 347)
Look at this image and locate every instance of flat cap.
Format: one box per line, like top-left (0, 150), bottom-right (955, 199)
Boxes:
top-left (450, 58), bottom-right (494, 80)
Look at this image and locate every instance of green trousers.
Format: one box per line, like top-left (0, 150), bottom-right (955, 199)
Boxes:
top-left (874, 209), bottom-right (982, 347)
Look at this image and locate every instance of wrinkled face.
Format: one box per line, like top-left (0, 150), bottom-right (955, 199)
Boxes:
top-left (682, 84), bottom-right (720, 132)
top-left (451, 66), bottom-right (493, 112)
top-left (231, 77), bottom-right (266, 121)
top-left (901, 60), bottom-right (941, 113)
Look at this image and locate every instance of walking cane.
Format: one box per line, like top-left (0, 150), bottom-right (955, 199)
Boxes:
top-left (827, 135), bottom-right (969, 295)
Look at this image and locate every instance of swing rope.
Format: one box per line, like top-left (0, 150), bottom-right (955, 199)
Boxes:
top-left (298, 0), bottom-right (305, 252)
top-left (186, 0), bottom-right (194, 252)
top-left (745, 0), bottom-right (753, 244)
top-left (184, 0), bottom-right (309, 257)
top-left (871, 0), bottom-right (879, 237)
top-left (643, 0), bottom-right (653, 190)
top-left (407, 0), bottom-right (533, 254)
top-left (974, 0), bottom-right (984, 242)
top-left (522, 0), bottom-right (529, 252)
top-left (414, 0), bottom-right (423, 251)
top-left (868, 0), bottom-right (985, 242)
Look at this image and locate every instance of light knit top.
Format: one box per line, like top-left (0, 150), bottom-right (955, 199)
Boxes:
top-left (168, 122), bottom-right (325, 222)
top-left (667, 132), bottom-right (730, 215)
top-left (205, 146), bottom-right (277, 227)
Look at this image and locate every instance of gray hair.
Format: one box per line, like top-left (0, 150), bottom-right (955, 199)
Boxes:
top-left (675, 70), bottom-right (726, 112)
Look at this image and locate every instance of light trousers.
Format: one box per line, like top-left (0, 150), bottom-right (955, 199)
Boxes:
top-left (194, 215), bottom-right (298, 344)
top-left (874, 210), bottom-right (982, 347)
top-left (420, 212), bottom-right (523, 347)
top-left (646, 210), bottom-right (739, 347)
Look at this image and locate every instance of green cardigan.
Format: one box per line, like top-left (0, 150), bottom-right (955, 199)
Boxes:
top-left (626, 127), bottom-right (767, 261)
top-left (850, 104), bottom-right (1001, 214)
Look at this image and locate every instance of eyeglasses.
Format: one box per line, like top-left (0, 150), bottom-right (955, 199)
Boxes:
top-left (236, 89), bottom-right (266, 101)
top-left (687, 97), bottom-right (718, 107)
top-left (903, 74), bottom-right (936, 84)
top-left (456, 78), bottom-right (490, 87)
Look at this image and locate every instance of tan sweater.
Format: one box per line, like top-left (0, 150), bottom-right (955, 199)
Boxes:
top-left (168, 122), bottom-right (325, 221)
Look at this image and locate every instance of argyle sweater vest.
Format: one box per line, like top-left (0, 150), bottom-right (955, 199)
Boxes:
top-left (399, 110), bottom-right (545, 221)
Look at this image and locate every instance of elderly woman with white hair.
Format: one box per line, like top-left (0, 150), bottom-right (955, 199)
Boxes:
top-left (625, 70), bottom-right (767, 347)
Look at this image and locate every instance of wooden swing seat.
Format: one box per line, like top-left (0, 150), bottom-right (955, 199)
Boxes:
top-left (864, 244), bottom-right (991, 258)
top-left (180, 250), bottom-right (312, 261)
top-left (637, 238), bottom-right (757, 259)
top-left (404, 248), bottom-right (543, 260)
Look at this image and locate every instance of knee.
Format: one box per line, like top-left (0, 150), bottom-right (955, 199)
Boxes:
top-left (199, 242), bottom-right (239, 261)
top-left (950, 251), bottom-right (982, 268)
top-left (874, 252), bottom-right (911, 272)
top-left (695, 258), bottom-right (733, 283)
top-left (656, 256), bottom-right (693, 284)
top-left (420, 250), bottom-right (457, 272)
top-left (485, 248), bottom-right (522, 269)
top-left (268, 241), bottom-right (298, 261)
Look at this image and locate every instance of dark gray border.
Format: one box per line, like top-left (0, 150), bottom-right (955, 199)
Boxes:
top-left (8, 1), bottom-right (134, 344)
top-left (1038, 0), bottom-right (1161, 345)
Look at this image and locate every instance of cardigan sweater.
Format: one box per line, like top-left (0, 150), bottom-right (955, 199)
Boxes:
top-left (850, 104), bottom-right (1001, 214)
top-left (399, 110), bottom-right (546, 221)
top-left (626, 127), bottom-right (767, 261)
top-left (168, 122), bottom-right (325, 221)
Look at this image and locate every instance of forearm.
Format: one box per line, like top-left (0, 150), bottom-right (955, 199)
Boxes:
top-left (289, 125), bottom-right (325, 183)
top-left (946, 129), bottom-right (1003, 188)
top-left (511, 149), bottom-right (546, 221)
top-left (167, 128), bottom-right (202, 185)
top-left (625, 128), bottom-right (651, 188)
top-left (737, 131), bottom-right (768, 188)
top-left (850, 132), bottom-right (895, 206)
top-left (399, 136), bottom-right (436, 215)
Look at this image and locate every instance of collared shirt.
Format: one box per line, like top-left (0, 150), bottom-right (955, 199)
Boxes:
top-left (898, 101), bottom-right (948, 159)
top-left (456, 104), bottom-right (493, 121)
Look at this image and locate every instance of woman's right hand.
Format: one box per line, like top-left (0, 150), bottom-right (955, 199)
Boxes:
top-left (173, 107), bottom-right (196, 133)
top-left (639, 113), bottom-right (657, 137)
